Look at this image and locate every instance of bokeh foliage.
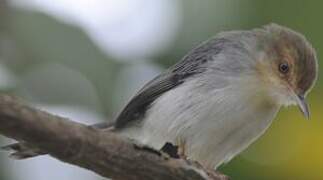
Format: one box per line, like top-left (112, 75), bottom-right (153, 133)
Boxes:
top-left (0, 0), bottom-right (322, 179)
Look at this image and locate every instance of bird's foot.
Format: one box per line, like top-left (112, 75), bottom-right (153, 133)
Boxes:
top-left (176, 138), bottom-right (188, 159)
top-left (160, 138), bottom-right (188, 160)
top-left (161, 142), bottom-right (180, 158)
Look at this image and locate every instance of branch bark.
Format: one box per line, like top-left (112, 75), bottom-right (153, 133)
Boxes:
top-left (0, 95), bottom-right (228, 180)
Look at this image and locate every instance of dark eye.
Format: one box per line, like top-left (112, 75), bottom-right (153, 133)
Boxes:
top-left (279, 63), bottom-right (289, 74)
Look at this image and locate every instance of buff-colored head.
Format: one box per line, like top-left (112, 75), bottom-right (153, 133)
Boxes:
top-left (256, 24), bottom-right (318, 118)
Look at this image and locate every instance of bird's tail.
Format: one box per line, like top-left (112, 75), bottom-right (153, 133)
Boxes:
top-left (2, 121), bottom-right (115, 160)
top-left (2, 142), bottom-right (45, 159)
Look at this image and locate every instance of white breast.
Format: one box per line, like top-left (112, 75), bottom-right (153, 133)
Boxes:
top-left (119, 75), bottom-right (280, 169)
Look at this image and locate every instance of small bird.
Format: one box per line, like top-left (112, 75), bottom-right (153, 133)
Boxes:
top-left (3, 24), bottom-right (318, 169)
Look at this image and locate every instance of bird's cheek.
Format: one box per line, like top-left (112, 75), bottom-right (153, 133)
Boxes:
top-left (266, 83), bottom-right (294, 107)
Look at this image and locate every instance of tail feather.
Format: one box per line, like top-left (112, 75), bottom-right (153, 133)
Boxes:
top-left (2, 121), bottom-right (115, 160)
top-left (2, 142), bottom-right (45, 159)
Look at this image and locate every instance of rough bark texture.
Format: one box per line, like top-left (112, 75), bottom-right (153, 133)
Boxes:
top-left (0, 95), bottom-right (228, 180)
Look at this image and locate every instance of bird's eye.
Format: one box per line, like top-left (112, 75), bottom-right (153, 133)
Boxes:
top-left (279, 63), bottom-right (289, 74)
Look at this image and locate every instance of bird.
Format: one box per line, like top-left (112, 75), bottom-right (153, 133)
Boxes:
top-left (3, 23), bottom-right (318, 169)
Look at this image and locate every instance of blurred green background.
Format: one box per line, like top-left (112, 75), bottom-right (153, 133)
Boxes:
top-left (0, 0), bottom-right (322, 180)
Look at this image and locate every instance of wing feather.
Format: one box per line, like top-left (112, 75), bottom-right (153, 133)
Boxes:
top-left (114, 37), bottom-right (227, 128)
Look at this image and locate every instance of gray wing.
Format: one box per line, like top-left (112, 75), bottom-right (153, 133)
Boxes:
top-left (114, 37), bottom-right (227, 128)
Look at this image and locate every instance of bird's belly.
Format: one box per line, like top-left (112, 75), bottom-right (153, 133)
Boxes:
top-left (120, 103), bottom-right (278, 169)
top-left (118, 81), bottom-right (279, 169)
top-left (184, 110), bottom-right (277, 168)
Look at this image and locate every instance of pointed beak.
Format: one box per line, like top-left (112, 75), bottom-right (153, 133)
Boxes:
top-left (295, 94), bottom-right (310, 119)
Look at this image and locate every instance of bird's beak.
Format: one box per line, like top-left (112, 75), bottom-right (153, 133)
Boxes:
top-left (294, 94), bottom-right (310, 119)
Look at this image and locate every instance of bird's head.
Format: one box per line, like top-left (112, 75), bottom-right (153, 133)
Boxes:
top-left (255, 24), bottom-right (318, 118)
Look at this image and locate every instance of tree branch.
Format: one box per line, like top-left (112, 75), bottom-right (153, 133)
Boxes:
top-left (0, 95), bottom-right (228, 180)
